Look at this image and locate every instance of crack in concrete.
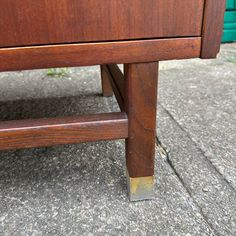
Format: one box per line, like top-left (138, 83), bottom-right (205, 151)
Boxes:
top-left (155, 137), bottom-right (218, 236)
top-left (106, 93), bottom-right (233, 235)
top-left (159, 103), bottom-right (236, 194)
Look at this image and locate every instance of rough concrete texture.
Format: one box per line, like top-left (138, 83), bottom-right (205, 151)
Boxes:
top-left (159, 44), bottom-right (236, 190)
top-left (0, 44), bottom-right (235, 235)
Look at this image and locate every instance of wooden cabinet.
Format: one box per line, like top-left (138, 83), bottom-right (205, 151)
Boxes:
top-left (0, 0), bottom-right (204, 47)
top-left (0, 0), bottom-right (226, 201)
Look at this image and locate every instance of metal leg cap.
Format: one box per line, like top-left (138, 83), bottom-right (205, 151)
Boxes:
top-left (126, 169), bottom-right (155, 201)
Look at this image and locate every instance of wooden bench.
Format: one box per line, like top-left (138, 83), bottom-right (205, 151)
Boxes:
top-left (0, 0), bottom-right (226, 201)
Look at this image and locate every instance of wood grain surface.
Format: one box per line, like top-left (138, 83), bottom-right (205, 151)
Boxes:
top-left (0, 113), bottom-right (128, 151)
top-left (101, 65), bottom-right (114, 97)
top-left (0, 38), bottom-right (201, 72)
top-left (201, 0), bottom-right (226, 58)
top-left (103, 64), bottom-right (125, 111)
top-left (0, 0), bottom-right (204, 47)
top-left (124, 62), bottom-right (158, 177)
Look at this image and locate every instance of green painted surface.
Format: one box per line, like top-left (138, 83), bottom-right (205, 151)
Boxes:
top-left (225, 11), bottom-right (236, 23)
top-left (223, 0), bottom-right (236, 42)
top-left (226, 0), bottom-right (236, 9)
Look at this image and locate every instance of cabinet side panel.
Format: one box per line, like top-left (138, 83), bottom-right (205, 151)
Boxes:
top-left (201, 0), bottom-right (226, 58)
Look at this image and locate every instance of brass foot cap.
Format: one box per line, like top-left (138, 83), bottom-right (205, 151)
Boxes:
top-left (126, 169), bottom-right (155, 201)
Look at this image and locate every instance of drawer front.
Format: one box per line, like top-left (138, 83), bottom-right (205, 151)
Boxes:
top-left (0, 0), bottom-right (204, 48)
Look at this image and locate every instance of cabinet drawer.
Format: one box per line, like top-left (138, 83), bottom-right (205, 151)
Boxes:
top-left (0, 0), bottom-right (204, 48)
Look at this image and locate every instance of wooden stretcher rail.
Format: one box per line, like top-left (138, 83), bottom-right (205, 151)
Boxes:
top-left (102, 64), bottom-right (125, 111)
top-left (0, 37), bottom-right (201, 72)
top-left (0, 112), bottom-right (128, 151)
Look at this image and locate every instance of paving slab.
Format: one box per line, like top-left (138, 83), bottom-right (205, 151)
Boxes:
top-left (157, 44), bottom-right (236, 235)
top-left (0, 143), bottom-right (214, 236)
top-left (0, 67), bottom-right (214, 235)
top-left (157, 105), bottom-right (236, 236)
top-left (159, 44), bottom-right (236, 190)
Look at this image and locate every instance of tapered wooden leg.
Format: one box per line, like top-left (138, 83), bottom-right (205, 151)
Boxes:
top-left (124, 62), bottom-right (158, 201)
top-left (100, 65), bottom-right (113, 97)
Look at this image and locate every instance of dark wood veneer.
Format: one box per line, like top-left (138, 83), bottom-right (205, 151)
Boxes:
top-left (0, 113), bottom-right (128, 151)
top-left (201, 0), bottom-right (226, 58)
top-left (0, 38), bottom-right (201, 72)
top-left (0, 0), bottom-right (204, 48)
top-left (124, 63), bottom-right (158, 178)
top-left (102, 64), bottom-right (125, 111)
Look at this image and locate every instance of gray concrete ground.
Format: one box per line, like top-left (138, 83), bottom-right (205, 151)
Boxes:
top-left (0, 44), bottom-right (235, 235)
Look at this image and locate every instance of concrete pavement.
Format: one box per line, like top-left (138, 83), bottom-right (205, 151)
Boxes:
top-left (0, 44), bottom-right (235, 235)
